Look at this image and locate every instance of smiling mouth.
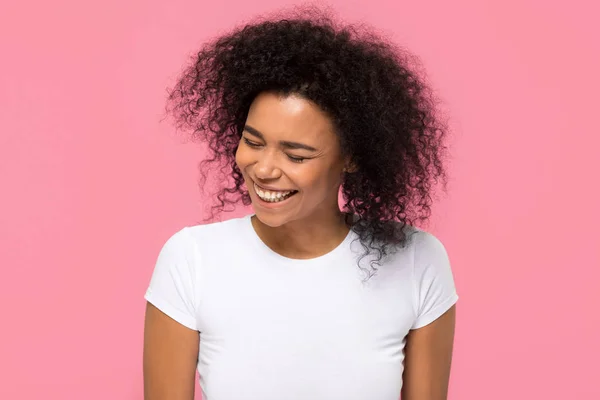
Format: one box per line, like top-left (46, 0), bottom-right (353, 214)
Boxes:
top-left (253, 182), bottom-right (298, 203)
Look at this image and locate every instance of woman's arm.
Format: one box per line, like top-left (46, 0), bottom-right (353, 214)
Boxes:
top-left (143, 302), bottom-right (200, 400)
top-left (401, 305), bottom-right (456, 400)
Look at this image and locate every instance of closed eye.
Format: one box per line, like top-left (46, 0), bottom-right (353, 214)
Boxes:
top-left (244, 137), bottom-right (308, 163)
top-left (286, 154), bottom-right (306, 163)
top-left (243, 137), bottom-right (261, 148)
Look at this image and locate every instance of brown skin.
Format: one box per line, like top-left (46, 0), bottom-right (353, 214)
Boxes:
top-left (143, 91), bottom-right (456, 399)
top-left (236, 91), bottom-right (351, 259)
top-left (402, 305), bottom-right (457, 400)
top-left (143, 303), bottom-right (199, 400)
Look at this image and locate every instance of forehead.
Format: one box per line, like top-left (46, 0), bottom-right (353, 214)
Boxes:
top-left (245, 92), bottom-right (337, 146)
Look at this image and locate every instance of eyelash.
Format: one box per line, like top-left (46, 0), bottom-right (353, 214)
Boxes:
top-left (242, 137), bottom-right (307, 163)
top-left (287, 155), bottom-right (306, 163)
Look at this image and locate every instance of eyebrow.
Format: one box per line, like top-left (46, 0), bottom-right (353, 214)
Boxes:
top-left (243, 125), bottom-right (318, 152)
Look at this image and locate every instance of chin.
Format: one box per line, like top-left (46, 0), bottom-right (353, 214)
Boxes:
top-left (252, 210), bottom-right (290, 228)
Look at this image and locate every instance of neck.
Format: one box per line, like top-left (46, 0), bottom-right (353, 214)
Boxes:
top-left (251, 209), bottom-right (351, 260)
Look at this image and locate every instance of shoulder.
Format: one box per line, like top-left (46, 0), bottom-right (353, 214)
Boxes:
top-left (401, 226), bottom-right (456, 294)
top-left (153, 215), bottom-right (249, 277)
top-left (377, 223), bottom-right (452, 280)
top-left (404, 227), bottom-right (449, 266)
top-left (161, 215), bottom-right (250, 258)
top-left (403, 227), bottom-right (458, 329)
top-left (184, 215), bottom-right (248, 244)
top-left (377, 222), bottom-right (448, 264)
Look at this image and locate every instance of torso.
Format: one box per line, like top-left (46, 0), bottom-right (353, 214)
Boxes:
top-left (188, 215), bottom-right (418, 400)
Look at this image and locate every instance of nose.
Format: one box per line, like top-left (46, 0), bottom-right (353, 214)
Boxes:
top-left (254, 152), bottom-right (282, 180)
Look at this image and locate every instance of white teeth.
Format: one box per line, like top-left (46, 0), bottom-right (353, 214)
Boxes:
top-left (254, 183), bottom-right (295, 203)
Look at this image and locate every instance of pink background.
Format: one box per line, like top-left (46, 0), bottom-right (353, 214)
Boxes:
top-left (1, 0), bottom-right (598, 399)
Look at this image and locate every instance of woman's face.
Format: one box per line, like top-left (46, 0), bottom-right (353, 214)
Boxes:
top-left (235, 92), bottom-right (347, 228)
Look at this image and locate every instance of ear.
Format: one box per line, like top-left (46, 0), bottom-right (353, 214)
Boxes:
top-left (343, 159), bottom-right (358, 174)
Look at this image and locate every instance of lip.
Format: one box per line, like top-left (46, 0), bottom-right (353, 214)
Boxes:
top-left (251, 180), bottom-right (296, 193)
top-left (250, 180), bottom-right (298, 209)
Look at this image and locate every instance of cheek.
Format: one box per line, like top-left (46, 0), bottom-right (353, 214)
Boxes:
top-left (289, 165), bottom-right (334, 193)
top-left (235, 145), bottom-right (248, 170)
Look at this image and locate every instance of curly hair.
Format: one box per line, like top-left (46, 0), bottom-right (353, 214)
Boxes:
top-left (166, 6), bottom-right (448, 277)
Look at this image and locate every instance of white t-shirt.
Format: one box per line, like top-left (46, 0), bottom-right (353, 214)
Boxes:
top-left (145, 214), bottom-right (458, 400)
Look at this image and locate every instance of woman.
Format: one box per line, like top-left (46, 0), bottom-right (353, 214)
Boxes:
top-left (144, 8), bottom-right (458, 400)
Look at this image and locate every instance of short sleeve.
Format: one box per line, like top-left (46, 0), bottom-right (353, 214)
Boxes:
top-left (410, 231), bottom-right (459, 330)
top-left (144, 227), bottom-right (199, 331)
